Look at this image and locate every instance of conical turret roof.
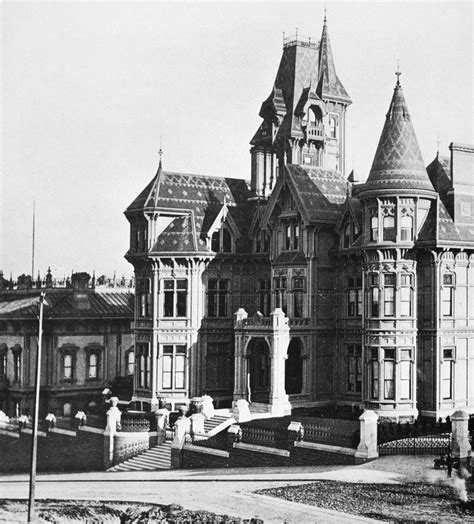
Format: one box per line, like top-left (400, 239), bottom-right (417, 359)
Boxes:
top-left (360, 78), bottom-right (435, 197)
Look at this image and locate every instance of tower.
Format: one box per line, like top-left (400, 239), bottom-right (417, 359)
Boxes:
top-left (250, 16), bottom-right (351, 198)
top-left (358, 72), bottom-right (436, 421)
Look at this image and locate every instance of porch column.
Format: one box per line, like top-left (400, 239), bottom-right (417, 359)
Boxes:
top-left (269, 308), bottom-right (291, 416)
top-left (233, 309), bottom-right (248, 403)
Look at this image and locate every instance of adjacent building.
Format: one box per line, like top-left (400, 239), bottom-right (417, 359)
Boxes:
top-left (0, 271), bottom-right (134, 417)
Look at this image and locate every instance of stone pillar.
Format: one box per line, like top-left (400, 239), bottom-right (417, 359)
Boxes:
top-left (190, 413), bottom-right (205, 435)
top-left (233, 308), bottom-right (248, 403)
top-left (155, 407), bottom-right (169, 445)
top-left (171, 416), bottom-right (191, 469)
top-left (201, 395), bottom-right (215, 419)
top-left (269, 308), bottom-right (291, 416)
top-left (451, 409), bottom-right (470, 459)
top-left (227, 424), bottom-right (241, 451)
top-left (355, 410), bottom-right (379, 463)
top-left (232, 399), bottom-right (251, 423)
top-left (104, 397), bottom-right (122, 469)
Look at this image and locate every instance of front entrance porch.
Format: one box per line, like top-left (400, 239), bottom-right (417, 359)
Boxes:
top-left (233, 308), bottom-right (292, 417)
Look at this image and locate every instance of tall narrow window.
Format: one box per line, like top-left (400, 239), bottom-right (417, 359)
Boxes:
top-left (400, 273), bottom-right (412, 317)
top-left (293, 277), bottom-right (304, 318)
top-left (383, 273), bottom-right (395, 316)
top-left (137, 345), bottom-right (149, 389)
top-left (0, 346), bottom-right (7, 378)
top-left (347, 345), bottom-right (362, 392)
top-left (347, 276), bottom-right (362, 316)
top-left (442, 273), bottom-right (454, 317)
top-left (293, 224), bottom-right (299, 250)
top-left (330, 116), bottom-right (337, 138)
top-left (163, 279), bottom-right (188, 317)
top-left (13, 353), bottom-right (21, 383)
top-left (162, 345), bottom-right (186, 390)
top-left (285, 225), bottom-right (291, 250)
top-left (126, 350), bottom-right (135, 376)
top-left (138, 279), bottom-right (151, 318)
top-left (369, 348), bottom-right (379, 399)
top-left (208, 279), bottom-right (229, 317)
top-left (63, 354), bottom-right (72, 380)
top-left (441, 348), bottom-right (454, 400)
top-left (369, 274), bottom-right (379, 317)
top-left (400, 349), bottom-right (412, 400)
top-left (274, 277), bottom-right (287, 314)
top-left (258, 279), bottom-right (271, 316)
top-left (384, 348), bottom-right (395, 400)
top-left (344, 223), bottom-right (351, 248)
top-left (383, 215), bottom-right (396, 242)
top-left (88, 353), bottom-right (98, 379)
top-left (400, 215), bottom-right (413, 241)
top-left (370, 215), bottom-right (379, 242)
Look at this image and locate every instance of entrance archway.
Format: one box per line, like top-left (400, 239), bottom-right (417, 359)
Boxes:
top-left (285, 338), bottom-right (303, 395)
top-left (247, 338), bottom-right (270, 403)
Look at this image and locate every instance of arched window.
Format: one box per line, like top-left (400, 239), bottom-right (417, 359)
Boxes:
top-left (285, 339), bottom-right (303, 394)
top-left (330, 116), bottom-right (337, 138)
top-left (222, 228), bottom-right (232, 252)
top-left (293, 277), bottom-right (305, 318)
top-left (63, 402), bottom-right (72, 417)
top-left (211, 226), bottom-right (233, 253)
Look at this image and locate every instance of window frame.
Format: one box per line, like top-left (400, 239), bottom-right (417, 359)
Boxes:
top-left (207, 279), bottom-right (230, 318)
top-left (163, 279), bottom-right (188, 318)
top-left (162, 344), bottom-right (186, 390)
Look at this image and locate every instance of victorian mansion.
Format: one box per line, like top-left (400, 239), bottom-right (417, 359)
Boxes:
top-left (125, 17), bottom-right (474, 422)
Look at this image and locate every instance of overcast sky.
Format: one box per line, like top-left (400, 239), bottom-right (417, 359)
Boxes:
top-left (1, 1), bottom-right (473, 280)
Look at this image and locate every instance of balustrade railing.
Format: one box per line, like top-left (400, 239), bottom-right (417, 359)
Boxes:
top-left (120, 415), bottom-right (150, 433)
top-left (241, 425), bottom-right (288, 449)
top-left (302, 418), bottom-right (359, 448)
top-left (185, 431), bottom-right (227, 451)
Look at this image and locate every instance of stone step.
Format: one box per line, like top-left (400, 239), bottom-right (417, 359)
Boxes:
top-left (108, 442), bottom-right (172, 472)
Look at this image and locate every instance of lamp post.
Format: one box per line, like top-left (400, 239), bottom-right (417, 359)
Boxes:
top-left (28, 292), bottom-right (46, 523)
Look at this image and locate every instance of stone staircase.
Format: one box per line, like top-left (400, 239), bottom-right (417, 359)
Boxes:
top-left (107, 441), bottom-right (172, 472)
top-left (203, 412), bottom-right (234, 435)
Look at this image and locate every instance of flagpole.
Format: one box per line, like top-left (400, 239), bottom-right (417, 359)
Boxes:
top-left (31, 200), bottom-right (35, 280)
top-left (28, 292), bottom-right (45, 522)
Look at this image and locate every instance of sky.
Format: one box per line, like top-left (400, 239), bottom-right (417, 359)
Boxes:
top-left (1, 1), bottom-right (473, 280)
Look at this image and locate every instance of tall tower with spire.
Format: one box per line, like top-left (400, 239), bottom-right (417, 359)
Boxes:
top-left (250, 15), bottom-right (351, 198)
top-left (357, 72), bottom-right (436, 420)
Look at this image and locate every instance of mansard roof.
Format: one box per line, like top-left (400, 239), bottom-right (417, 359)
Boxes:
top-left (0, 289), bottom-right (134, 320)
top-left (126, 169), bottom-right (254, 254)
top-left (360, 80), bottom-right (436, 198)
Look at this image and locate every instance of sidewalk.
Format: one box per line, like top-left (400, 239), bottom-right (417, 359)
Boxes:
top-left (0, 456), bottom-right (448, 523)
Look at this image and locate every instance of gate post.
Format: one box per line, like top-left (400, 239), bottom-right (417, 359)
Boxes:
top-left (451, 410), bottom-right (470, 460)
top-left (355, 409), bottom-right (379, 464)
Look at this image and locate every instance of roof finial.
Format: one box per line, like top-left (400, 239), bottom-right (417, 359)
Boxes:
top-left (324, 2), bottom-right (327, 25)
top-left (436, 132), bottom-right (441, 157)
top-left (158, 136), bottom-right (163, 167)
top-left (395, 60), bottom-right (401, 87)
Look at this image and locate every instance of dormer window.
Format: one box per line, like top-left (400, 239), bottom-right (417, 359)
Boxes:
top-left (211, 226), bottom-right (232, 253)
top-left (343, 223), bottom-right (351, 248)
